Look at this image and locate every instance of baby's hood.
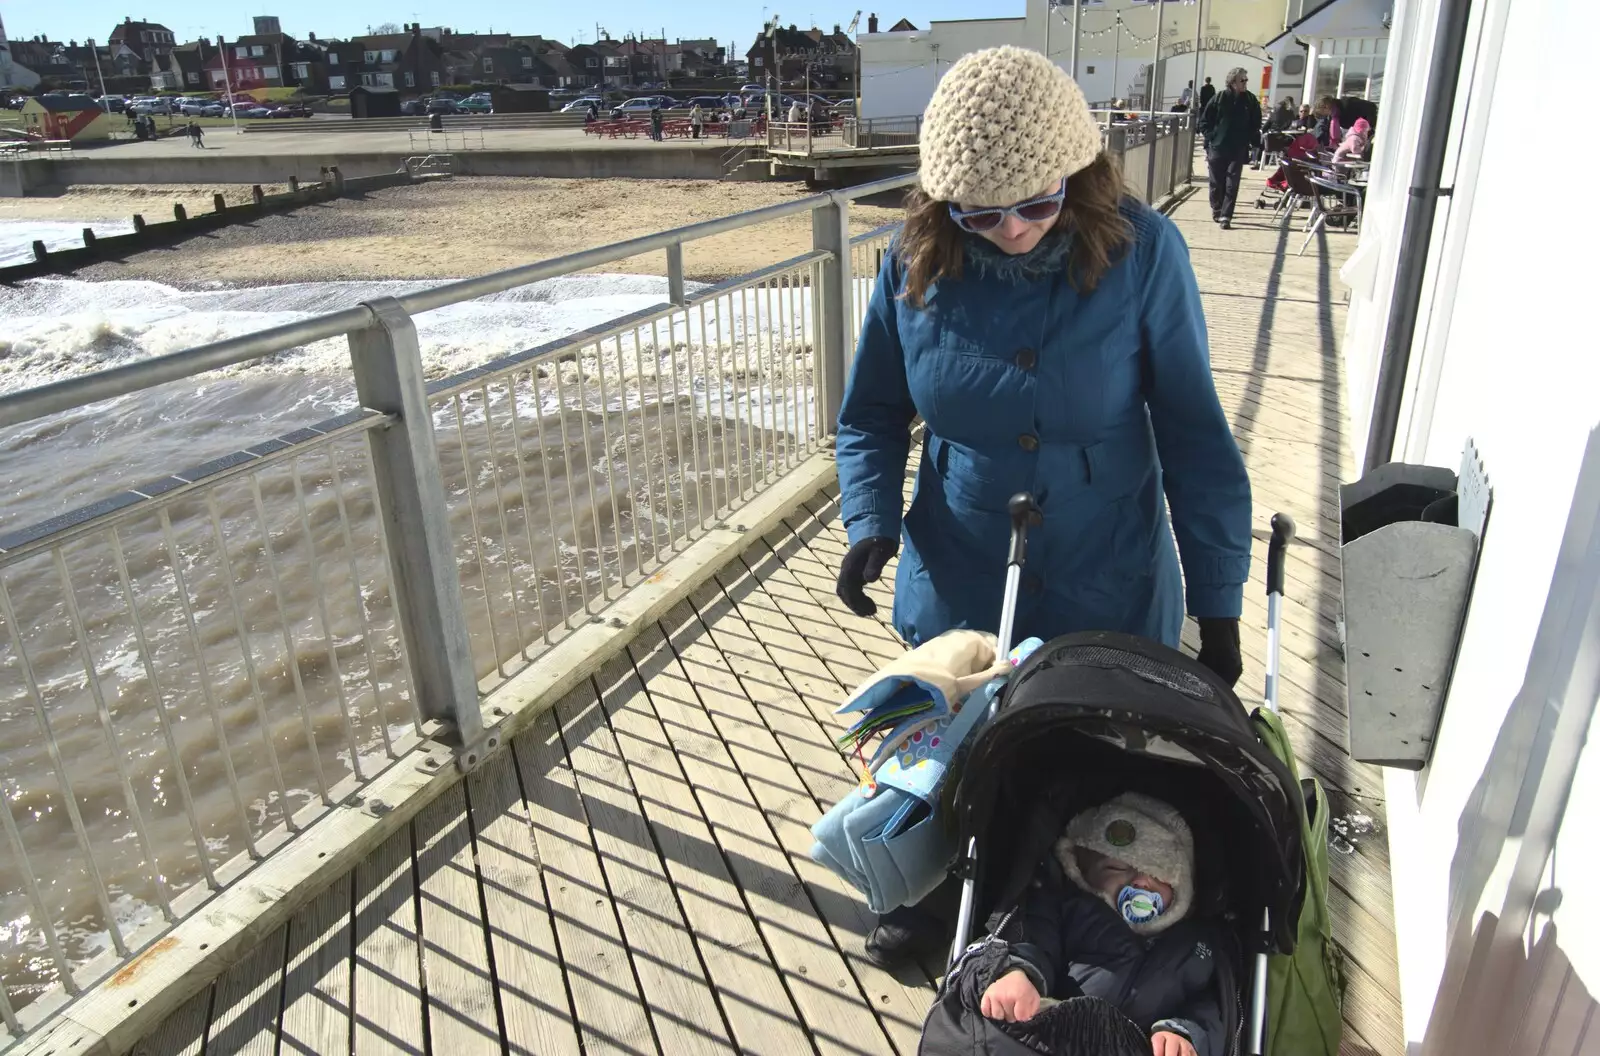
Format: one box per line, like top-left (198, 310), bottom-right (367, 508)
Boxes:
top-left (1054, 792), bottom-right (1195, 936)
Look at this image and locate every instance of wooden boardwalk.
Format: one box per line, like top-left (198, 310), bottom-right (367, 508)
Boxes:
top-left (131, 170), bottom-right (1403, 1056)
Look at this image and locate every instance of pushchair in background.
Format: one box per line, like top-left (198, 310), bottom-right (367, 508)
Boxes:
top-left (920, 497), bottom-right (1345, 1056)
top-left (1255, 132), bottom-right (1322, 216)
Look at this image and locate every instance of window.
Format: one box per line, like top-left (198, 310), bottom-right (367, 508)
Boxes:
top-left (210, 70), bottom-right (227, 85)
top-left (365, 51), bottom-right (378, 63)
top-left (1086, 65), bottom-right (1095, 74)
top-left (430, 71), bottom-right (440, 85)
top-left (585, 57), bottom-right (597, 67)
top-left (329, 74), bottom-right (345, 89)
top-left (522, 56), bottom-right (533, 69)
top-left (252, 46), bottom-right (265, 57)
top-left (329, 52), bottom-right (340, 65)
top-left (186, 71), bottom-right (199, 84)
top-left (482, 57), bottom-right (493, 72)
top-left (404, 71), bottom-right (415, 86)
top-left (236, 46), bottom-right (249, 59)
top-left (292, 62), bottom-right (310, 78)
top-left (263, 66), bottom-right (279, 80)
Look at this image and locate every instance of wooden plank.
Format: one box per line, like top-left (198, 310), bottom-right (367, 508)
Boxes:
top-left (204, 927), bottom-right (285, 1056)
top-left (592, 650), bottom-right (817, 1055)
top-left (1339, 951), bottom-right (1407, 1056)
top-left (464, 750), bottom-right (583, 1056)
top-left (513, 704), bottom-right (657, 1056)
top-left (278, 874), bottom-right (353, 1056)
top-left (129, 987), bottom-right (209, 1056)
top-left (413, 784), bottom-right (500, 1054)
top-left (352, 828), bottom-right (425, 1055)
top-left (637, 604), bottom-right (918, 1054)
top-left (553, 680), bottom-right (736, 1054)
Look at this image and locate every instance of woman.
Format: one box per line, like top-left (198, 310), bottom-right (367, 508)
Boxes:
top-left (835, 44), bottom-right (1251, 968)
top-left (1313, 95), bottom-right (1343, 148)
top-left (690, 102), bottom-right (704, 139)
top-left (1297, 103), bottom-right (1316, 130)
top-left (1198, 67), bottom-right (1261, 228)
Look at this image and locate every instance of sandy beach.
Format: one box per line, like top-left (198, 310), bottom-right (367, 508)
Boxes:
top-left (0, 177), bottom-right (906, 285)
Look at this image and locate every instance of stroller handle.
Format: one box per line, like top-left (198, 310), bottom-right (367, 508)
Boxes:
top-left (1267, 512), bottom-right (1296, 597)
top-left (1006, 493), bottom-right (1043, 568)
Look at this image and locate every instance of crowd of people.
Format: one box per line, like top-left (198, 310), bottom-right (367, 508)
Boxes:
top-left (1192, 71), bottom-right (1378, 228)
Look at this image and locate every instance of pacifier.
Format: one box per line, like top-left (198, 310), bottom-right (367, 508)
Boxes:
top-left (1117, 884), bottom-right (1166, 924)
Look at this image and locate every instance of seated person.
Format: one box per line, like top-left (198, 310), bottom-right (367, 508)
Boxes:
top-left (980, 793), bottom-right (1226, 1056)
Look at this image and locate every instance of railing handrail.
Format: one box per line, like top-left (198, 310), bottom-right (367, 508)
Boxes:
top-left (0, 171), bottom-right (918, 434)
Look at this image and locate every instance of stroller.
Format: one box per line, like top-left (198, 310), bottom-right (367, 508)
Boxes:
top-left (1255, 133), bottom-right (1321, 216)
top-left (918, 495), bottom-right (1343, 1056)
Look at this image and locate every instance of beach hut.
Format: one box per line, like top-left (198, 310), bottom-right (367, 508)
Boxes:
top-left (490, 84), bottom-right (552, 113)
top-left (20, 95), bottom-right (115, 141)
top-left (349, 86), bottom-right (402, 119)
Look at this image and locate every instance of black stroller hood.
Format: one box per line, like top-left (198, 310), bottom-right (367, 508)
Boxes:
top-left (951, 631), bottom-right (1307, 954)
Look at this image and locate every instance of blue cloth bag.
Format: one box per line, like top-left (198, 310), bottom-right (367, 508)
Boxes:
top-left (810, 673), bottom-right (1009, 914)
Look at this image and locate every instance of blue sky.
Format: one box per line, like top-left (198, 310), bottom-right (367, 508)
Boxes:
top-left (4, 0), bottom-right (1021, 53)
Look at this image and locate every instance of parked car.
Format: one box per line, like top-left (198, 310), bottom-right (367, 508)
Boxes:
top-left (269, 103), bottom-right (312, 118)
top-left (179, 99), bottom-right (223, 116)
top-left (96, 95), bottom-right (129, 113)
top-left (609, 95), bottom-right (673, 118)
top-left (401, 98), bottom-right (429, 116)
top-left (559, 95), bottom-right (603, 114)
top-left (684, 95), bottom-right (734, 112)
top-left (426, 97), bottom-right (459, 115)
top-left (131, 97), bottom-right (176, 115)
top-left (457, 93), bottom-right (492, 113)
top-left (739, 82), bottom-right (764, 93)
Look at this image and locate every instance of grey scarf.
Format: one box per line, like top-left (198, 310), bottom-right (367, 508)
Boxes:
top-left (963, 227), bottom-right (1073, 284)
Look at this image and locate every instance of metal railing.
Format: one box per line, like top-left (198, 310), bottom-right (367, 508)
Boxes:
top-left (841, 114), bottom-right (923, 150)
top-left (1107, 112), bottom-right (1196, 205)
top-left (0, 170), bottom-right (917, 1044)
top-left (0, 128), bottom-right (1202, 1037)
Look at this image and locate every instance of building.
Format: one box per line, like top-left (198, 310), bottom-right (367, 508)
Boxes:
top-left (856, 0), bottom-right (1319, 119)
top-left (107, 17), bottom-right (174, 67)
top-left (1, 14), bottom-right (41, 89)
top-left (334, 25), bottom-right (445, 93)
top-left (10, 37), bottom-right (91, 91)
top-left (746, 24), bottom-right (819, 86)
top-left (20, 93), bottom-right (115, 140)
top-left (1331, 0), bottom-right (1600, 1048)
top-left (1262, 0), bottom-right (1392, 109)
top-left (154, 40), bottom-right (214, 90)
top-left (566, 41), bottom-right (619, 89)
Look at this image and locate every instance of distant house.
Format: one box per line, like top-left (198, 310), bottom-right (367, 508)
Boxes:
top-left (108, 17), bottom-right (175, 67)
top-left (153, 39), bottom-right (214, 90)
top-left (566, 43), bottom-right (610, 88)
top-left (746, 25), bottom-right (821, 84)
top-left (21, 94), bottom-right (114, 140)
top-left (348, 25), bottom-right (444, 92)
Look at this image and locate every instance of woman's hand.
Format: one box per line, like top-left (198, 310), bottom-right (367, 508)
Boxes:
top-left (979, 969), bottom-right (1040, 1023)
top-left (1196, 617), bottom-right (1243, 687)
top-left (1152, 1030), bottom-right (1198, 1056)
top-left (837, 536), bottom-right (899, 617)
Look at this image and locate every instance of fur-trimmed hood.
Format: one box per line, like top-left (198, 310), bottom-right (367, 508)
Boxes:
top-left (1054, 792), bottom-right (1195, 936)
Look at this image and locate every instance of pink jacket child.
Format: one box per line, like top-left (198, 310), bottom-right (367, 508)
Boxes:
top-left (1333, 118), bottom-right (1371, 164)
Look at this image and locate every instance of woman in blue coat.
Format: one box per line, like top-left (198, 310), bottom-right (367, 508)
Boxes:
top-left (833, 45), bottom-right (1254, 967)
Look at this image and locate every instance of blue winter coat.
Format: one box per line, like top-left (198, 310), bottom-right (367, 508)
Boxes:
top-left (835, 201), bottom-right (1251, 648)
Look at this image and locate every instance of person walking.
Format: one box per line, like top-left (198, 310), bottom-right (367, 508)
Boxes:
top-left (1176, 80), bottom-right (1194, 112)
top-left (649, 103), bottom-right (664, 141)
top-left (187, 120), bottom-right (204, 148)
top-left (690, 103), bottom-right (704, 139)
top-left (1197, 76), bottom-right (1216, 115)
top-left (834, 45), bottom-right (1252, 966)
top-left (1199, 68), bottom-right (1260, 228)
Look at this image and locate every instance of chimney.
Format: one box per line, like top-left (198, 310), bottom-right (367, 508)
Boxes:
top-left (867, 13), bottom-right (879, 32)
top-left (834, 23), bottom-right (841, 34)
top-left (308, 31), bottom-right (316, 41)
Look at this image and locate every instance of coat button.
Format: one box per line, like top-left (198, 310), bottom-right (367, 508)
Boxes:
top-left (1015, 347), bottom-right (1037, 370)
top-left (1018, 434), bottom-right (1039, 452)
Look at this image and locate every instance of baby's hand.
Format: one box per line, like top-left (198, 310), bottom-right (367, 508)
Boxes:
top-left (1152, 1030), bottom-right (1197, 1056)
top-left (979, 968), bottom-right (1040, 1023)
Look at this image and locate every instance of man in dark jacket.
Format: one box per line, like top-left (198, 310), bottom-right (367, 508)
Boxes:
top-left (1199, 68), bottom-right (1261, 229)
top-left (1197, 76), bottom-right (1215, 115)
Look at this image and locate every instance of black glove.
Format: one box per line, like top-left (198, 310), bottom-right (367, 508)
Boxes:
top-left (1195, 617), bottom-right (1243, 687)
top-left (836, 536), bottom-right (899, 617)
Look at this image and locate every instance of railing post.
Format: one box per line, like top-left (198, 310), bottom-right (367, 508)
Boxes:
top-left (1107, 124), bottom-right (1127, 166)
top-left (1145, 119), bottom-right (1159, 203)
top-left (812, 193), bottom-right (853, 439)
top-left (348, 296), bottom-right (491, 770)
top-left (1169, 116), bottom-right (1182, 194)
top-left (666, 242), bottom-right (686, 305)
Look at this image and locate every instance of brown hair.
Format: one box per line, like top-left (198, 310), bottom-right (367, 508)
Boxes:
top-left (897, 153), bottom-right (1133, 309)
top-left (1314, 95), bottom-right (1339, 117)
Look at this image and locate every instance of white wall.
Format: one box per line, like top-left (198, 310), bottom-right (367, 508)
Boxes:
top-left (858, 20), bottom-right (1026, 118)
top-left (1339, 0), bottom-right (1600, 1044)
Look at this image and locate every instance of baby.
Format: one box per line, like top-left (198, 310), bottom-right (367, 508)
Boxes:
top-left (979, 793), bottom-right (1226, 1056)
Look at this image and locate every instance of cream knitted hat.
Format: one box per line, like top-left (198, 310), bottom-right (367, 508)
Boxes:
top-left (1055, 792), bottom-right (1196, 936)
top-left (920, 45), bottom-right (1102, 208)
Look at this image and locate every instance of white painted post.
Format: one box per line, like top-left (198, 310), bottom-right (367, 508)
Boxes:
top-left (348, 296), bottom-right (491, 769)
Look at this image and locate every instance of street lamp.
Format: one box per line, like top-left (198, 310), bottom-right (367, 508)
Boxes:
top-left (215, 33), bottom-right (243, 134)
